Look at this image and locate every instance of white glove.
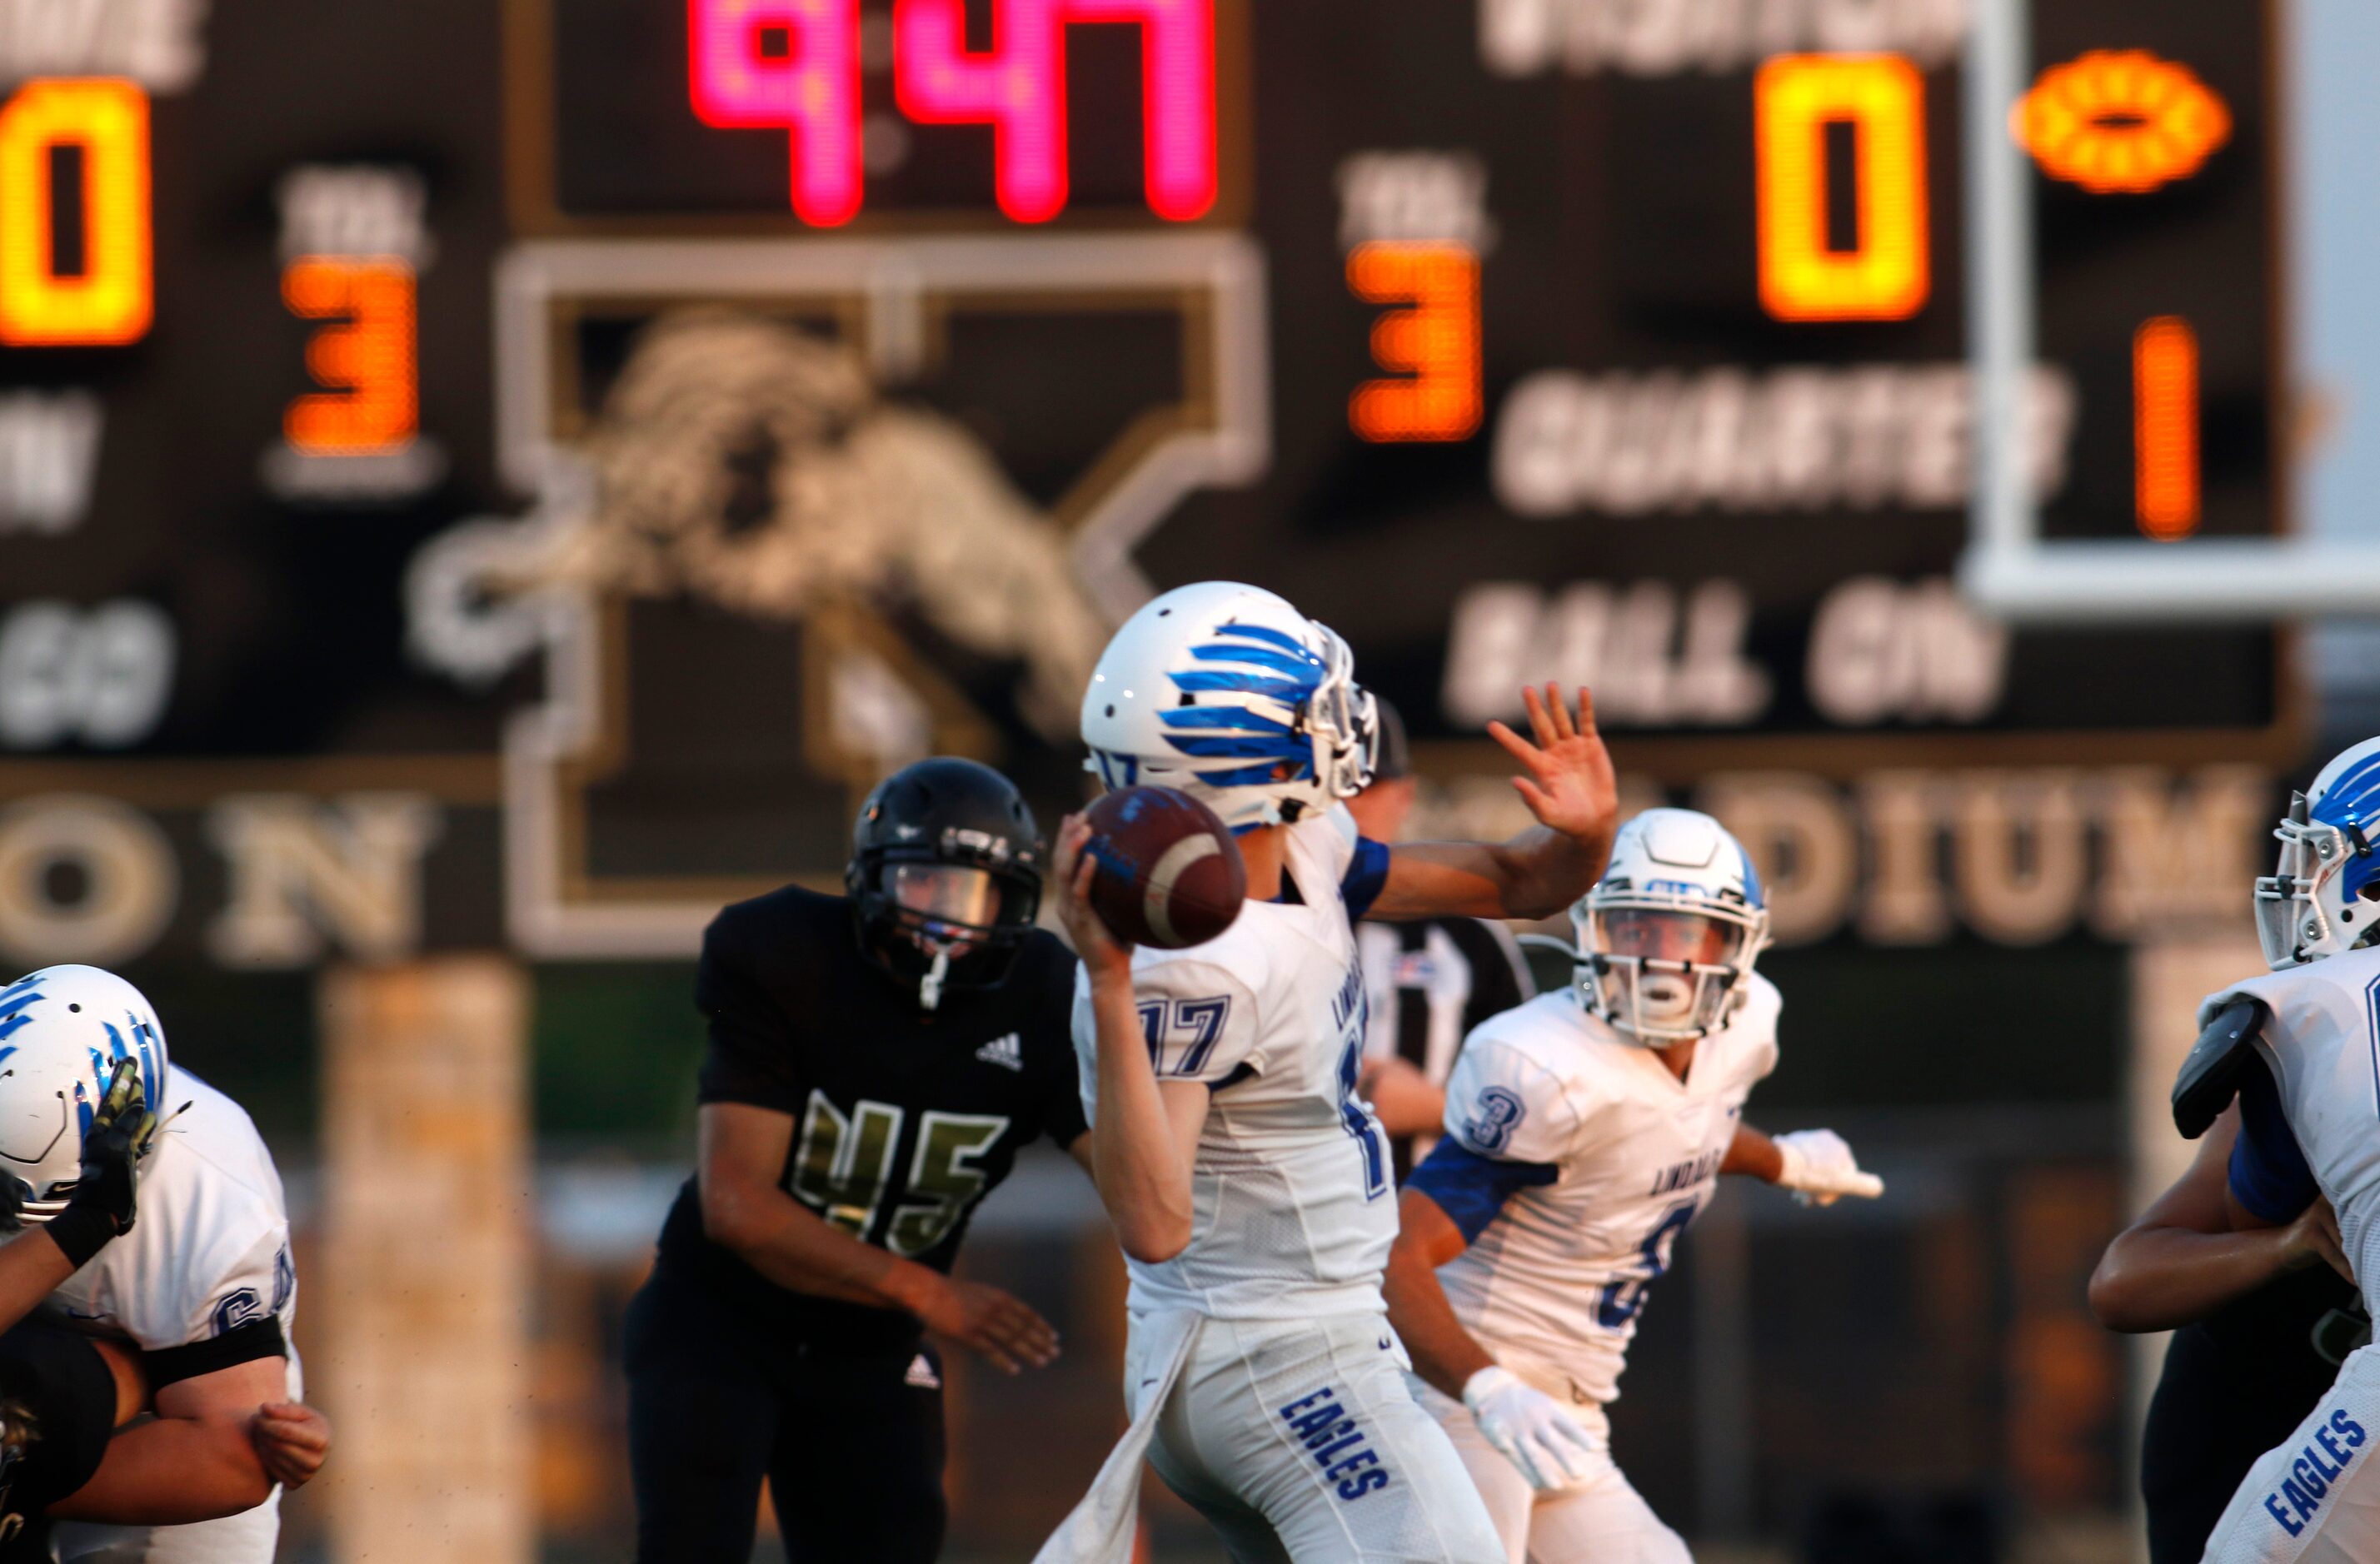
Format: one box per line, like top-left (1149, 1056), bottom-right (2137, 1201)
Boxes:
top-left (1462, 1366), bottom-right (1598, 1492)
top-left (1770, 1128), bottom-right (1884, 1208)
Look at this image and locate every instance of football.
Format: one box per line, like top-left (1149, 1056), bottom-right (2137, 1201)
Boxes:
top-left (1081, 786), bottom-right (1248, 949)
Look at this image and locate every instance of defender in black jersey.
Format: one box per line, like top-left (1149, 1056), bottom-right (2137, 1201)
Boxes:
top-left (2089, 1094), bottom-right (2366, 1564)
top-left (625, 759), bottom-right (1092, 1564)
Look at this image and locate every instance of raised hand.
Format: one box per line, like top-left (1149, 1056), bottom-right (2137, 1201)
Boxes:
top-left (1486, 685), bottom-right (1619, 857)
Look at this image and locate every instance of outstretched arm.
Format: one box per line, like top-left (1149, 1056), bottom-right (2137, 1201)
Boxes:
top-left (1053, 817), bottom-right (1210, 1263)
top-left (1724, 1124), bottom-right (1884, 1207)
top-left (2089, 1107), bottom-right (2351, 1333)
top-left (1366, 685), bottom-right (1619, 922)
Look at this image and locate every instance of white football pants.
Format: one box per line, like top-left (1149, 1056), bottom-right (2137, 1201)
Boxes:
top-left (53, 1490), bottom-right (282, 1564)
top-left (1415, 1377), bottom-right (1689, 1564)
top-left (2201, 1342), bottom-right (2380, 1563)
top-left (1128, 1311), bottom-right (1507, 1563)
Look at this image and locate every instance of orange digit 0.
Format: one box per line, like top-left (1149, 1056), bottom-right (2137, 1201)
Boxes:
top-left (0, 78), bottom-right (153, 346)
top-left (1755, 54), bottom-right (1929, 323)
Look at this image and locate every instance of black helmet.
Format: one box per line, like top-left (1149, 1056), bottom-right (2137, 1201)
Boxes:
top-left (845, 758), bottom-right (1044, 1008)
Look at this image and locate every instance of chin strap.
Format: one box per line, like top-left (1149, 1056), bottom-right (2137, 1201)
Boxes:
top-left (918, 949), bottom-right (951, 1012)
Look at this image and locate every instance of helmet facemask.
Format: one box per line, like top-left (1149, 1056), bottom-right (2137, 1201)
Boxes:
top-left (1304, 626), bottom-right (1379, 805)
top-left (1576, 897), bottom-right (1768, 1046)
top-left (2256, 789), bottom-right (2380, 969)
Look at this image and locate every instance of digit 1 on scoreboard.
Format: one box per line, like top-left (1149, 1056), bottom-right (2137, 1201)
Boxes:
top-left (687, 0), bottom-right (862, 227)
top-left (0, 78), bottom-right (153, 346)
top-left (894, 0), bottom-right (1216, 223)
top-left (2133, 315), bottom-right (2200, 540)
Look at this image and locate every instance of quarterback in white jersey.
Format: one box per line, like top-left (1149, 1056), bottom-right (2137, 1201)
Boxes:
top-left (1040, 581), bottom-right (1619, 1564)
top-left (0, 967), bottom-right (301, 1564)
top-left (1383, 810), bottom-right (1884, 1564)
top-left (2182, 737), bottom-right (2380, 1562)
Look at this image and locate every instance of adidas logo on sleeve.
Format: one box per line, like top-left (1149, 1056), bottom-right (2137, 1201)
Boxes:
top-left (975, 1033), bottom-right (1024, 1071)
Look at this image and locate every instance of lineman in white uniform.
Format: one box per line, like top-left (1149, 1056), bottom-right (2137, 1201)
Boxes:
top-left (1381, 809), bottom-right (1885, 1563)
top-left (1040, 580), bottom-right (1621, 1564)
top-left (2184, 737), bottom-right (2380, 1562)
top-left (0, 965), bottom-right (299, 1564)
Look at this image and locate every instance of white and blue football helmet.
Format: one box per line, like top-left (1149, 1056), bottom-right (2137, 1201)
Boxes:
top-left (2256, 736), bottom-right (2380, 969)
top-left (1572, 808), bottom-right (1769, 1045)
top-left (0, 965), bottom-right (167, 1224)
top-left (1080, 581), bottom-right (1378, 833)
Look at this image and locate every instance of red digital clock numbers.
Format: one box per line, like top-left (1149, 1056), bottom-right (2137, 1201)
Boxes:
top-left (687, 0), bottom-right (863, 227)
top-left (687, 0), bottom-right (1217, 226)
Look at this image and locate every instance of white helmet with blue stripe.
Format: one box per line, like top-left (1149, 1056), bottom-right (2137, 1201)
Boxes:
top-left (0, 965), bottom-right (167, 1224)
top-left (2257, 735), bottom-right (2380, 969)
top-left (1080, 581), bottom-right (1378, 833)
top-left (1572, 808), bottom-right (1769, 1045)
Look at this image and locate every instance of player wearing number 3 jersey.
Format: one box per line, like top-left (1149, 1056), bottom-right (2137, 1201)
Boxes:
top-left (1384, 809), bottom-right (1884, 1564)
top-left (1039, 581), bottom-right (1620, 1564)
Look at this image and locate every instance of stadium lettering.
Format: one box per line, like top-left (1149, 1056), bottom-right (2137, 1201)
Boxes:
top-left (205, 794), bottom-right (445, 967)
top-left (1410, 766), bottom-right (2270, 949)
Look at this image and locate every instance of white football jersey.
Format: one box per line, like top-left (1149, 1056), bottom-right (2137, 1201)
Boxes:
top-left (52, 1067), bottom-right (297, 1359)
top-left (1074, 807), bottom-right (1395, 1317)
top-left (1429, 980), bottom-right (1780, 1405)
top-left (2205, 944), bottom-right (2380, 1318)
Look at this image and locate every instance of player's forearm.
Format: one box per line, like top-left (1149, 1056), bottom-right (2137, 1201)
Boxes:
top-left (1375, 827), bottom-right (1604, 922)
top-left (0, 1225), bottom-right (79, 1333)
top-left (1085, 972), bottom-right (1195, 1263)
top-left (706, 1177), bottom-right (939, 1312)
top-left (1382, 1238), bottom-right (1496, 1399)
top-left (2088, 1223), bottom-right (2309, 1332)
top-left (1485, 824), bottom-right (1605, 920)
top-left (1721, 1125), bottom-right (1784, 1183)
top-left (49, 1416), bottom-right (273, 1524)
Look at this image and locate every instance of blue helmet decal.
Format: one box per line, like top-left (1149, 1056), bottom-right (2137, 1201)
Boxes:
top-left (2317, 752), bottom-right (2380, 903)
top-left (0, 977), bottom-right (43, 1043)
top-left (1157, 619), bottom-right (1325, 789)
top-left (2318, 753), bottom-right (2380, 834)
top-left (1737, 842), bottom-right (1766, 909)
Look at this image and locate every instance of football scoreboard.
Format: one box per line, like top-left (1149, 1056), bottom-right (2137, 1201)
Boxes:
top-left (0, 0), bottom-right (2295, 962)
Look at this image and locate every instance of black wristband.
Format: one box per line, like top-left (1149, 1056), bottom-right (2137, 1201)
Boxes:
top-left (43, 1204), bottom-right (114, 1270)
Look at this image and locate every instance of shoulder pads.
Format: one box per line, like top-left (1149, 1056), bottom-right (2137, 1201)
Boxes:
top-left (2171, 994), bottom-right (2273, 1140)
